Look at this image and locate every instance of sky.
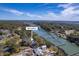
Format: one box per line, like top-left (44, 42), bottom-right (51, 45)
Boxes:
top-left (0, 3), bottom-right (79, 21)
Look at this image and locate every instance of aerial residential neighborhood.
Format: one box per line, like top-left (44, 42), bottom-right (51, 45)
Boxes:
top-left (0, 3), bottom-right (79, 56)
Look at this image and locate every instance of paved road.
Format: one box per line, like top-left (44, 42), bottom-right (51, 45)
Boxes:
top-left (33, 27), bottom-right (79, 56)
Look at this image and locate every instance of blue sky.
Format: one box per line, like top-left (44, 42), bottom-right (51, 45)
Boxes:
top-left (0, 3), bottom-right (79, 21)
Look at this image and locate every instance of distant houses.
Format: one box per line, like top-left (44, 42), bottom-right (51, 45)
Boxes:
top-left (65, 30), bottom-right (75, 35)
top-left (0, 29), bottom-right (12, 39)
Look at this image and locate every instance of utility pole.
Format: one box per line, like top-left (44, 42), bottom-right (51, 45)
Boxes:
top-left (31, 30), bottom-right (33, 41)
top-left (26, 26), bottom-right (38, 41)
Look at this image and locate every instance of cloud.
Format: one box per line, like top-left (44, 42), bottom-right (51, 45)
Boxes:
top-left (1, 4), bottom-right (79, 21)
top-left (26, 13), bottom-right (43, 18)
top-left (58, 3), bottom-right (72, 8)
top-left (27, 4), bottom-right (79, 21)
top-left (36, 3), bottom-right (48, 8)
top-left (60, 6), bottom-right (79, 19)
top-left (3, 8), bottom-right (24, 16)
top-left (61, 7), bottom-right (76, 16)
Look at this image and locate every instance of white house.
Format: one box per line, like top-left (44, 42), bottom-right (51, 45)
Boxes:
top-left (65, 30), bottom-right (75, 35)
